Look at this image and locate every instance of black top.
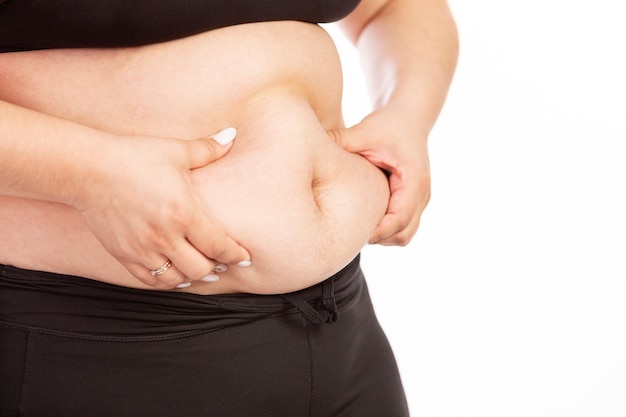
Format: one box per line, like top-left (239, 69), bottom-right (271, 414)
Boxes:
top-left (0, 0), bottom-right (360, 52)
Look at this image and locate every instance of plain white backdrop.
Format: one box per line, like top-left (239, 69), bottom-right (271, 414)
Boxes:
top-left (326, 1), bottom-right (626, 416)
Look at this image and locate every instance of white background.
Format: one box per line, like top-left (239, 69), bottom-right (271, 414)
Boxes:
top-left (326, 1), bottom-right (626, 415)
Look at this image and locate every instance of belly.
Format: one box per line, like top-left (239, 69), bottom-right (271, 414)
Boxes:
top-left (0, 21), bottom-right (389, 294)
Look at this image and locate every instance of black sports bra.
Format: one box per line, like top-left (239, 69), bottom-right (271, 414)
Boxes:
top-left (0, 0), bottom-right (360, 52)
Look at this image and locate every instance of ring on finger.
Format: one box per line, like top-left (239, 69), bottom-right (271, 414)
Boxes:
top-left (150, 259), bottom-right (173, 276)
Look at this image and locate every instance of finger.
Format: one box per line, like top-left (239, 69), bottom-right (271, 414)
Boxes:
top-left (370, 213), bottom-right (414, 246)
top-left (370, 174), bottom-right (429, 245)
top-left (371, 184), bottom-right (426, 245)
top-left (187, 127), bottom-right (237, 169)
top-left (186, 209), bottom-right (251, 265)
top-left (328, 126), bottom-right (398, 174)
top-left (125, 259), bottom-right (187, 289)
top-left (372, 212), bottom-right (422, 246)
top-left (166, 241), bottom-right (221, 283)
top-left (326, 126), bottom-right (362, 153)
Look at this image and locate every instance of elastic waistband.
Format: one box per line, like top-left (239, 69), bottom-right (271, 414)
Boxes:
top-left (0, 255), bottom-right (363, 336)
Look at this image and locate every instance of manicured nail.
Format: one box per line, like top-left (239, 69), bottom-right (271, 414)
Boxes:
top-left (214, 264), bottom-right (228, 273)
top-left (201, 274), bottom-right (220, 283)
top-left (237, 260), bottom-right (252, 268)
top-left (211, 127), bottom-right (237, 146)
top-left (176, 282), bottom-right (192, 289)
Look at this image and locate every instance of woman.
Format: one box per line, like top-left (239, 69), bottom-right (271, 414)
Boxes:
top-left (0, 0), bottom-right (458, 415)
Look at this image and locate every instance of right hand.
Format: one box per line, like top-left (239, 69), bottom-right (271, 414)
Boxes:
top-left (75, 127), bottom-right (250, 289)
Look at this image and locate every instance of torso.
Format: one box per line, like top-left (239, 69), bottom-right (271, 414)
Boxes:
top-left (0, 21), bottom-right (389, 295)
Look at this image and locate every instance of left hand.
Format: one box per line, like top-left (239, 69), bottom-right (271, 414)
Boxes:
top-left (328, 107), bottom-right (431, 246)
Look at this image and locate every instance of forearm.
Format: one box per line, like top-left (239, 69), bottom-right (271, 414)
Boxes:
top-left (0, 99), bottom-right (110, 206)
top-left (340, 0), bottom-right (459, 135)
top-left (332, 0), bottom-right (458, 245)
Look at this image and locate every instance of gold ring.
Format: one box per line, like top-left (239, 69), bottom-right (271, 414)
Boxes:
top-left (150, 259), bottom-right (172, 276)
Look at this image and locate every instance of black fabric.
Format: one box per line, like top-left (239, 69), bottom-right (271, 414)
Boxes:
top-left (0, 256), bottom-right (409, 416)
top-left (0, 0), bottom-right (360, 52)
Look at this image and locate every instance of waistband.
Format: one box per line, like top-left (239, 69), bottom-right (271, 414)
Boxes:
top-left (0, 255), bottom-right (363, 337)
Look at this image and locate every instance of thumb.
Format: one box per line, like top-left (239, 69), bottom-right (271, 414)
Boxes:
top-left (327, 126), bottom-right (359, 153)
top-left (187, 127), bottom-right (237, 169)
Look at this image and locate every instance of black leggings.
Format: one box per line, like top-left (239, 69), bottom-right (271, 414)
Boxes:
top-left (0, 256), bottom-right (409, 417)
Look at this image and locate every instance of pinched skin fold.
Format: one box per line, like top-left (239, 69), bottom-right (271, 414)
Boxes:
top-left (0, 21), bottom-right (389, 294)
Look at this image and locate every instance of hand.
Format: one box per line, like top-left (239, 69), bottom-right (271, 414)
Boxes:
top-left (75, 127), bottom-right (251, 289)
top-left (329, 109), bottom-right (431, 246)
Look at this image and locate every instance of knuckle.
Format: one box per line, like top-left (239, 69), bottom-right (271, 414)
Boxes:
top-left (423, 190), bottom-right (432, 206)
top-left (383, 232), bottom-right (410, 247)
top-left (135, 271), bottom-right (159, 287)
top-left (395, 234), bottom-right (411, 246)
top-left (159, 206), bottom-right (195, 239)
top-left (159, 276), bottom-right (185, 289)
top-left (326, 129), bottom-right (342, 146)
top-left (209, 244), bottom-right (228, 261)
top-left (147, 228), bottom-right (168, 246)
top-left (197, 138), bottom-right (221, 159)
top-left (392, 215), bottom-right (412, 234)
top-left (141, 278), bottom-right (160, 287)
top-left (384, 219), bottom-right (418, 247)
top-left (187, 266), bottom-right (211, 281)
top-left (167, 202), bottom-right (193, 225)
top-left (203, 238), bottom-right (229, 260)
top-left (114, 234), bottom-right (145, 259)
top-left (416, 172), bottom-right (432, 194)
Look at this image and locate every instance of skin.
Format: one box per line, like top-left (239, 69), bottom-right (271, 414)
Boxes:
top-left (337, 0), bottom-right (459, 245)
top-left (0, 0), bottom-right (458, 292)
top-left (0, 22), bottom-right (387, 294)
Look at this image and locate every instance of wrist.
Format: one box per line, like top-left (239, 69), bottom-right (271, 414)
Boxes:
top-left (371, 99), bottom-right (432, 143)
top-left (63, 131), bottom-right (126, 211)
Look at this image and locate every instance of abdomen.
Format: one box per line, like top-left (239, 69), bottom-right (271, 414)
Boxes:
top-left (0, 21), bottom-right (389, 294)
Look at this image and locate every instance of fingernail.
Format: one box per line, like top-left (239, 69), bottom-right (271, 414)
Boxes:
top-left (214, 264), bottom-right (228, 273)
top-left (237, 260), bottom-right (252, 268)
top-left (176, 282), bottom-right (192, 289)
top-left (211, 127), bottom-right (237, 146)
top-left (201, 274), bottom-right (220, 282)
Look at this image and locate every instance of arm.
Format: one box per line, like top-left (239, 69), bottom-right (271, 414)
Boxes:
top-left (0, 99), bottom-right (249, 288)
top-left (334, 0), bottom-right (459, 244)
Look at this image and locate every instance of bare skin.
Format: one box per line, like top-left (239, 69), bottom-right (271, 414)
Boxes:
top-left (0, 22), bottom-right (389, 294)
top-left (0, 0), bottom-right (459, 293)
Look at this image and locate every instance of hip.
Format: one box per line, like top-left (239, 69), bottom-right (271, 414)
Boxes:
top-left (0, 255), bottom-right (409, 417)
